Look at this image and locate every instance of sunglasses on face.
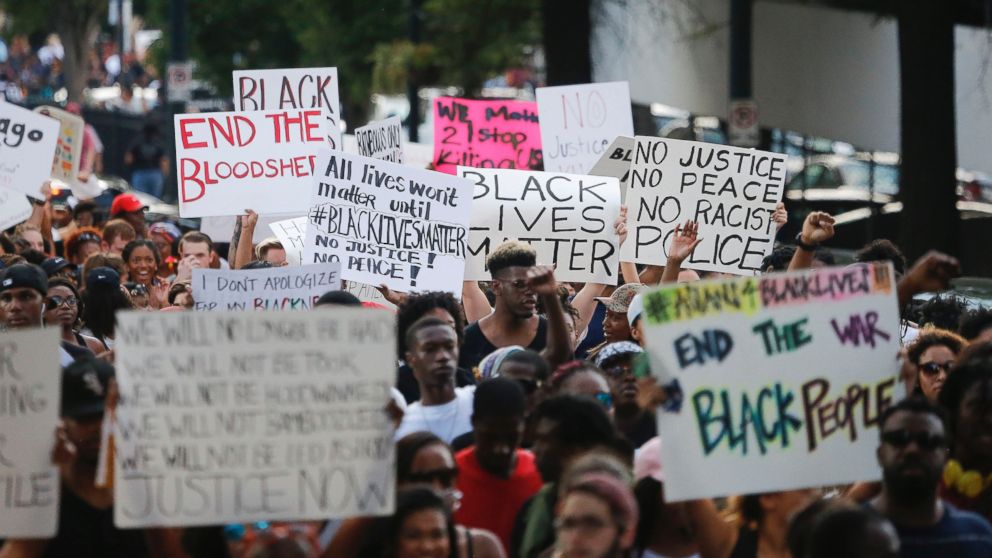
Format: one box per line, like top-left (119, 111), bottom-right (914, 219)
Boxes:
top-left (604, 365), bottom-right (632, 379)
top-left (881, 429), bottom-right (946, 451)
top-left (45, 295), bottom-right (78, 308)
top-left (406, 467), bottom-right (458, 487)
top-left (554, 515), bottom-right (613, 534)
top-left (919, 361), bottom-right (954, 376)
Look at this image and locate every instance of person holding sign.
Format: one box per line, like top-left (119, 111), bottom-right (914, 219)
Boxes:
top-left (458, 241), bottom-right (572, 373)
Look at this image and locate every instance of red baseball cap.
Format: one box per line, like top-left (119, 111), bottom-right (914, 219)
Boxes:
top-left (110, 193), bottom-right (148, 216)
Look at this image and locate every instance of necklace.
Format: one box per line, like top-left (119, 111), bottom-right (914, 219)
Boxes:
top-left (943, 459), bottom-right (992, 499)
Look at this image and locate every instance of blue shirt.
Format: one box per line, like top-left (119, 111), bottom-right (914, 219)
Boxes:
top-left (894, 503), bottom-right (992, 558)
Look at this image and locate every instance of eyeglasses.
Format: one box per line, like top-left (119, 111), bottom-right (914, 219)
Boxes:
top-left (595, 391), bottom-right (613, 409)
top-left (406, 467), bottom-right (459, 487)
top-left (0, 291), bottom-right (41, 306)
top-left (919, 361), bottom-right (954, 376)
top-left (604, 365), bottom-right (632, 379)
top-left (881, 429), bottom-right (946, 451)
top-left (45, 295), bottom-right (78, 308)
top-left (554, 515), bottom-right (613, 534)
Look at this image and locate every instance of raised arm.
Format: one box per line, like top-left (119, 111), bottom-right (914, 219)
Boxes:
top-left (684, 498), bottom-right (738, 558)
top-left (232, 209), bottom-right (258, 270)
top-left (661, 220), bottom-right (703, 284)
top-left (462, 280), bottom-right (493, 323)
top-left (787, 211), bottom-right (835, 271)
top-left (528, 265), bottom-right (573, 368)
top-left (897, 251), bottom-right (960, 313)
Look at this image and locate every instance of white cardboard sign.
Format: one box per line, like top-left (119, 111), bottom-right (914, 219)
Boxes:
top-left (269, 216), bottom-right (308, 267)
top-left (33, 106), bottom-right (84, 185)
top-left (0, 328), bottom-right (61, 538)
top-left (192, 262), bottom-right (341, 311)
top-left (232, 67), bottom-right (342, 150)
top-left (642, 263), bottom-right (902, 501)
top-left (621, 137), bottom-right (786, 275)
top-left (113, 310), bottom-right (396, 527)
top-left (589, 135), bottom-right (635, 203)
top-left (303, 150), bottom-right (474, 294)
top-left (458, 167), bottom-right (622, 284)
top-left (536, 81), bottom-right (633, 175)
top-left (175, 110), bottom-right (328, 217)
top-left (354, 116), bottom-right (403, 163)
top-left (0, 103), bottom-right (60, 199)
top-left (0, 185), bottom-right (32, 230)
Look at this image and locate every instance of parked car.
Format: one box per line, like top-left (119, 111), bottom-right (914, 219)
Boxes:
top-left (50, 175), bottom-right (193, 229)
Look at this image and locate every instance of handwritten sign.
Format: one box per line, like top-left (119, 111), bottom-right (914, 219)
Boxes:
top-left (0, 328), bottom-right (60, 537)
top-left (33, 106), bottom-right (84, 184)
top-left (175, 110), bottom-right (328, 217)
top-left (355, 116), bottom-right (403, 163)
top-left (269, 216), bottom-right (307, 266)
top-left (536, 81), bottom-right (633, 175)
top-left (232, 67), bottom-right (342, 150)
top-left (621, 137), bottom-right (786, 276)
top-left (589, 136), bottom-right (634, 203)
top-left (303, 150), bottom-right (474, 294)
top-left (0, 185), bottom-right (32, 231)
top-left (432, 97), bottom-right (542, 175)
top-left (642, 263), bottom-right (901, 501)
top-left (192, 262), bottom-right (341, 311)
top-left (344, 281), bottom-right (397, 310)
top-left (459, 167), bottom-right (621, 284)
top-left (0, 102), bottom-right (60, 199)
top-left (113, 310), bottom-right (396, 527)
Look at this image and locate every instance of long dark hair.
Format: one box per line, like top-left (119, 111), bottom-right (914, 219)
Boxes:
top-left (397, 431), bottom-right (449, 483)
top-left (362, 486), bottom-right (458, 558)
top-left (82, 280), bottom-right (133, 340)
top-left (46, 278), bottom-right (83, 331)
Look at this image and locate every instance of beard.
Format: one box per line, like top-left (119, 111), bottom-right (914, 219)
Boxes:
top-left (883, 463), bottom-right (939, 504)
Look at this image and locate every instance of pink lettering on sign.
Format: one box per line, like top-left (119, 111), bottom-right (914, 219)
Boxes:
top-left (432, 97), bottom-right (543, 175)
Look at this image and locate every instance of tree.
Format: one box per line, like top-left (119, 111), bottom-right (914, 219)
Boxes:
top-left (2, 0), bottom-right (106, 102)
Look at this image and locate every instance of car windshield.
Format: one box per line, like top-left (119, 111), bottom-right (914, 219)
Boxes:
top-left (837, 161), bottom-right (900, 195)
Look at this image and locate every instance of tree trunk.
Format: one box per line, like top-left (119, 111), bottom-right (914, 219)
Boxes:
top-left (54, 1), bottom-right (103, 102)
top-left (541, 0), bottom-right (592, 85)
top-left (897, 0), bottom-right (959, 261)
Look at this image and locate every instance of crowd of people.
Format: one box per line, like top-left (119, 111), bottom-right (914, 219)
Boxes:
top-left (1, 182), bottom-right (992, 558)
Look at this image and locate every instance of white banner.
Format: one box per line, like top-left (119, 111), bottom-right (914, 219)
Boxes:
top-left (0, 103), bottom-right (60, 199)
top-left (621, 137), bottom-right (786, 275)
top-left (175, 110), bottom-right (328, 217)
top-left (0, 328), bottom-right (61, 537)
top-left (459, 167), bottom-right (621, 284)
top-left (354, 116), bottom-right (403, 163)
top-left (114, 310), bottom-right (396, 527)
top-left (642, 263), bottom-right (902, 501)
top-left (536, 81), bottom-right (633, 175)
top-left (303, 150), bottom-right (474, 294)
top-left (589, 136), bottom-right (634, 203)
top-left (192, 262), bottom-right (341, 311)
top-left (232, 67), bottom-right (342, 150)
top-left (269, 216), bottom-right (308, 267)
top-left (0, 185), bottom-right (32, 231)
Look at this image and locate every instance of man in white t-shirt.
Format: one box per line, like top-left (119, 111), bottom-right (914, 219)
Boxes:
top-left (395, 316), bottom-right (474, 444)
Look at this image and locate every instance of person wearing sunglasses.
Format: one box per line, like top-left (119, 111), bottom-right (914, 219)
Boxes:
top-left (595, 341), bottom-right (656, 449)
top-left (325, 432), bottom-right (504, 558)
top-left (549, 360), bottom-right (614, 412)
top-left (870, 395), bottom-right (992, 556)
top-left (906, 327), bottom-right (967, 404)
top-left (43, 278), bottom-right (106, 356)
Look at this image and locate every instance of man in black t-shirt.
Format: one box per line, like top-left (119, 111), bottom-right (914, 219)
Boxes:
top-left (458, 240), bottom-right (571, 373)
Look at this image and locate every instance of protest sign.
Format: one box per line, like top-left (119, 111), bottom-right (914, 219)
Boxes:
top-left (621, 137), bottom-right (787, 275)
top-left (113, 309), bottom-right (396, 527)
top-left (641, 262), bottom-right (901, 501)
top-left (232, 67), bottom-right (342, 150)
top-left (199, 213), bottom-right (300, 248)
top-left (33, 105), bottom-right (84, 184)
top-left (175, 110), bottom-right (328, 217)
top-left (589, 136), bottom-right (634, 203)
top-left (269, 216), bottom-right (307, 266)
top-left (192, 262), bottom-right (341, 311)
top-left (303, 150), bottom-right (474, 294)
top-left (0, 102), bottom-right (60, 199)
top-left (344, 135), bottom-right (434, 170)
top-left (355, 116), bottom-right (403, 163)
top-left (344, 281), bottom-right (397, 310)
top-left (459, 167), bottom-right (621, 284)
top-left (536, 81), bottom-right (633, 175)
top-left (432, 97), bottom-right (542, 175)
top-left (0, 185), bottom-right (32, 231)
top-left (0, 328), bottom-right (61, 537)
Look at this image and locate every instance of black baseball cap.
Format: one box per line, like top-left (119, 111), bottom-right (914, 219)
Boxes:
top-left (315, 290), bottom-right (362, 307)
top-left (41, 257), bottom-right (75, 277)
top-left (0, 263), bottom-right (48, 296)
top-left (86, 266), bottom-right (121, 290)
top-left (61, 358), bottom-right (114, 419)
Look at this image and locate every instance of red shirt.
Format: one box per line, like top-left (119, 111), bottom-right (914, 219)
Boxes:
top-left (454, 447), bottom-right (544, 552)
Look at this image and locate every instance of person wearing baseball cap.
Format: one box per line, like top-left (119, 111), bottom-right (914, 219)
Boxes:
top-left (596, 340), bottom-right (655, 449)
top-left (109, 193), bottom-right (148, 239)
top-left (586, 283), bottom-right (648, 362)
top-left (41, 256), bottom-right (78, 284)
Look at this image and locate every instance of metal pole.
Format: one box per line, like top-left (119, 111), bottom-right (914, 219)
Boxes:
top-left (407, 0), bottom-right (422, 142)
top-left (729, 0), bottom-right (753, 100)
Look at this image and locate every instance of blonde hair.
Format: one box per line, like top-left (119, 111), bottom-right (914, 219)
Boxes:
top-left (486, 240), bottom-right (536, 277)
top-left (255, 237), bottom-right (284, 260)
